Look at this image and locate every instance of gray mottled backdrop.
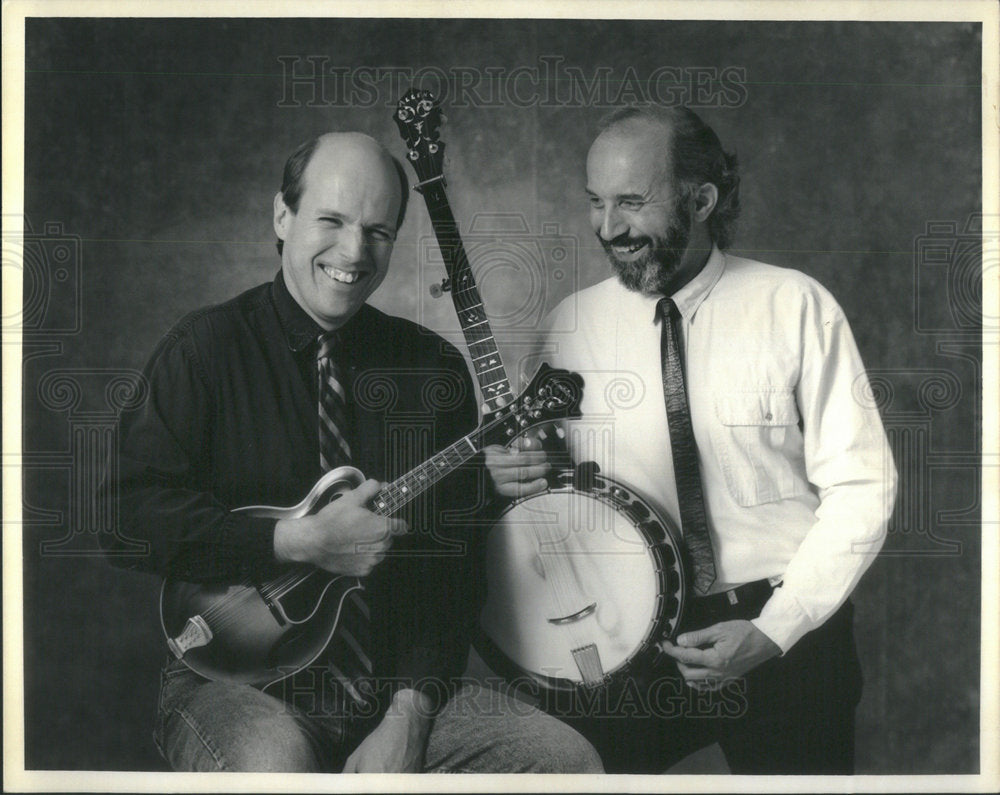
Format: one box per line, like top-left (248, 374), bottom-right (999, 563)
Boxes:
top-left (20, 18), bottom-right (982, 772)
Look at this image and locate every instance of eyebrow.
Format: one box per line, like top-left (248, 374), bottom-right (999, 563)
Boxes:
top-left (585, 189), bottom-right (648, 202)
top-left (316, 209), bottom-right (394, 234)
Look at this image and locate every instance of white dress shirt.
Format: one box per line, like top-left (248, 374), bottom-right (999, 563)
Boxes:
top-left (541, 247), bottom-right (897, 652)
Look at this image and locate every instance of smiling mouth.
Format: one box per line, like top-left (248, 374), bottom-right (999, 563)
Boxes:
top-left (319, 263), bottom-right (366, 285)
top-left (609, 239), bottom-right (649, 259)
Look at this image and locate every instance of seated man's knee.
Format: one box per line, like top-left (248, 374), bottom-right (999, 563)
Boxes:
top-left (522, 715), bottom-right (604, 773)
top-left (426, 684), bottom-right (604, 773)
top-left (161, 682), bottom-right (324, 772)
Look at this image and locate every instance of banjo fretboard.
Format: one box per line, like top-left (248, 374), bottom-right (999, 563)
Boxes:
top-left (395, 89), bottom-right (514, 413)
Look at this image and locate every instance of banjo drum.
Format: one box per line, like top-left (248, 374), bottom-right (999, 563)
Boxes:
top-left (395, 89), bottom-right (687, 694)
top-left (478, 464), bottom-right (685, 692)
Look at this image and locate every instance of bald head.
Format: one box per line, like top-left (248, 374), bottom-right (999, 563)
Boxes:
top-left (277, 132), bottom-right (409, 253)
top-left (273, 131), bottom-right (410, 330)
top-left (594, 113), bottom-right (675, 175)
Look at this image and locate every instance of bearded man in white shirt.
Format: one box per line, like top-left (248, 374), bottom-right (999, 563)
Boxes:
top-left (485, 105), bottom-right (898, 774)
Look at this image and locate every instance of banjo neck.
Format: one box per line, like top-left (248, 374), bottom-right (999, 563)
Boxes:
top-left (395, 90), bottom-right (514, 414)
top-left (394, 90), bottom-right (688, 696)
top-left (418, 182), bottom-right (514, 411)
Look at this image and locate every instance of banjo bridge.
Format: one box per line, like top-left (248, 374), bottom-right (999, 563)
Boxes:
top-left (547, 602), bottom-right (597, 625)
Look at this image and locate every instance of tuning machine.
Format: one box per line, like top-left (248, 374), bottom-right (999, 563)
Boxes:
top-left (429, 278), bottom-right (452, 298)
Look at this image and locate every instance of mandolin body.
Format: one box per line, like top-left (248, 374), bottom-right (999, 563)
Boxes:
top-left (159, 467), bottom-right (365, 689)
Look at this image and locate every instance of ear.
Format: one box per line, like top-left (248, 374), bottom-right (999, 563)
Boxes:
top-left (691, 183), bottom-right (718, 223)
top-left (273, 191), bottom-right (291, 241)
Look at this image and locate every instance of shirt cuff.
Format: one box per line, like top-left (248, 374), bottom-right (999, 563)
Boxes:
top-left (750, 586), bottom-right (816, 654)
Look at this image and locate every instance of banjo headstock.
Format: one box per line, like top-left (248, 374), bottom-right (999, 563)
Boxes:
top-left (394, 89), bottom-right (445, 184)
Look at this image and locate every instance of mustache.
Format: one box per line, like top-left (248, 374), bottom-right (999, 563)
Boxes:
top-left (601, 232), bottom-right (652, 249)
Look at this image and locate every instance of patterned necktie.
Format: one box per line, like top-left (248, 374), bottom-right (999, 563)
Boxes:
top-left (317, 332), bottom-right (352, 471)
top-left (657, 298), bottom-right (717, 595)
top-left (316, 332), bottom-right (373, 705)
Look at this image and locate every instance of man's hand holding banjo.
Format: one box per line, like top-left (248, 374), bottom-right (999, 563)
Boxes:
top-left (484, 105), bottom-right (896, 774)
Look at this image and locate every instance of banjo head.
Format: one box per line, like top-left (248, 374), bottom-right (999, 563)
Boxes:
top-left (479, 478), bottom-right (684, 692)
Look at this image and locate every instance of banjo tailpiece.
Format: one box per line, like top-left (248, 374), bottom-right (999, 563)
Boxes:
top-left (571, 644), bottom-right (607, 687)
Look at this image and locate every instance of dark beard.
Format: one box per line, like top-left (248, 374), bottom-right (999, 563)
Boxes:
top-left (601, 200), bottom-right (692, 295)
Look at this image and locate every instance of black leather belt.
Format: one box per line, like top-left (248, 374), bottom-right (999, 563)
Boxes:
top-left (680, 578), bottom-right (778, 632)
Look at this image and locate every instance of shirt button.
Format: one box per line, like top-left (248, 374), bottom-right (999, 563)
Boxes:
top-left (765, 412), bottom-right (773, 420)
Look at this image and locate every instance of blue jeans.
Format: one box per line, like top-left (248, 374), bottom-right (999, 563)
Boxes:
top-left (154, 659), bottom-right (603, 773)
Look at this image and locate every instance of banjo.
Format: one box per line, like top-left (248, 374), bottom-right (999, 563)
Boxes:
top-left (394, 90), bottom-right (687, 694)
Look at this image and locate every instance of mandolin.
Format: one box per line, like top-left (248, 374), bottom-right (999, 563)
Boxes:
top-left (160, 363), bottom-right (583, 689)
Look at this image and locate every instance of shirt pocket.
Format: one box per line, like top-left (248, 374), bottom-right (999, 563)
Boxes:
top-left (712, 389), bottom-right (805, 507)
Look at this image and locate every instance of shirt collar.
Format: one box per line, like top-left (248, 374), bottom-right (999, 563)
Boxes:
top-left (671, 245), bottom-right (726, 320)
top-left (648, 244), bottom-right (726, 325)
top-left (272, 269), bottom-right (323, 352)
top-left (271, 269), bottom-right (373, 355)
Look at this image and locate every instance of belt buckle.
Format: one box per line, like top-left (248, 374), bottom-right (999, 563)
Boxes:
top-left (726, 589), bottom-right (739, 606)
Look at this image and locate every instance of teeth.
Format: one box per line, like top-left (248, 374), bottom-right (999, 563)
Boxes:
top-left (321, 264), bottom-right (362, 284)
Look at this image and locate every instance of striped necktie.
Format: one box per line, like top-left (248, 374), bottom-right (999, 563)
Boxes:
top-left (317, 332), bottom-right (353, 471)
top-left (657, 298), bottom-right (717, 595)
top-left (316, 331), bottom-right (373, 706)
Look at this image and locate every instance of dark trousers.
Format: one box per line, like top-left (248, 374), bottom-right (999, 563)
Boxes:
top-left (546, 592), bottom-right (863, 774)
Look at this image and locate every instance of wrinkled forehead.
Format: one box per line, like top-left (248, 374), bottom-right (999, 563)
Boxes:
top-left (586, 121), bottom-right (674, 194)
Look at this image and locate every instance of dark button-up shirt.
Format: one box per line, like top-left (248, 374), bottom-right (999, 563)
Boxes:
top-left (103, 271), bottom-right (484, 697)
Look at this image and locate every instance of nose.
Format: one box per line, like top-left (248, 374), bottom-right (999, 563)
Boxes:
top-left (596, 205), bottom-right (627, 242)
top-left (334, 224), bottom-right (368, 266)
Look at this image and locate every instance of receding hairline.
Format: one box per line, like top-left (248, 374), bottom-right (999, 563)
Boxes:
top-left (298, 133), bottom-right (405, 219)
top-left (307, 132), bottom-right (399, 182)
top-left (588, 113), bottom-right (677, 183)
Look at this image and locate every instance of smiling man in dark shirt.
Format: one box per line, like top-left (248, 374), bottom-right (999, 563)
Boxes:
top-left (103, 132), bottom-right (601, 774)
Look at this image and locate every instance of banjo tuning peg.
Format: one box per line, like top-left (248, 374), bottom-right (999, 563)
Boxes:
top-left (429, 278), bottom-right (451, 298)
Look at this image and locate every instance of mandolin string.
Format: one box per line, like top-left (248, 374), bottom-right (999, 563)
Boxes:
top-left (195, 568), bottom-right (308, 629)
top-left (199, 424), bottom-right (503, 629)
top-left (211, 444), bottom-right (471, 624)
top-left (260, 568), bottom-right (316, 601)
top-left (196, 585), bottom-right (257, 630)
